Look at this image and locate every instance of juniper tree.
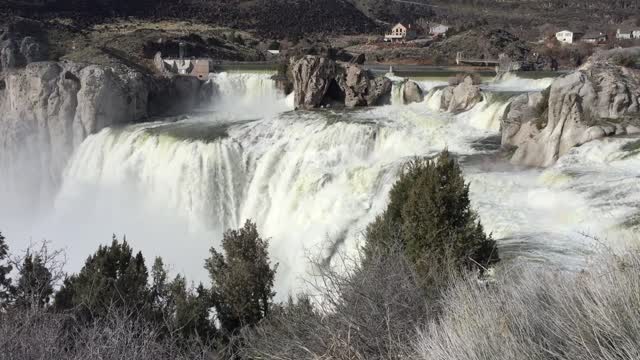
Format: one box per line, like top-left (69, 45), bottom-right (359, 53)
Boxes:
top-left (365, 150), bottom-right (499, 279)
top-left (205, 220), bottom-right (277, 335)
top-left (54, 236), bottom-right (149, 318)
top-left (14, 253), bottom-right (54, 309)
top-left (0, 232), bottom-right (12, 307)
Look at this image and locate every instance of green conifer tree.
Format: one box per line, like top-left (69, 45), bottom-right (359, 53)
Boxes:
top-left (14, 253), bottom-right (54, 309)
top-left (54, 236), bottom-right (149, 318)
top-left (0, 232), bottom-right (12, 307)
top-left (205, 220), bottom-right (277, 334)
top-left (365, 150), bottom-right (499, 276)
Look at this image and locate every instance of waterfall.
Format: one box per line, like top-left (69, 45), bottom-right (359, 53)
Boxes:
top-left (390, 81), bottom-right (406, 106)
top-left (208, 72), bottom-right (293, 118)
top-left (49, 107), bottom-right (494, 294)
top-left (457, 92), bottom-right (515, 131)
top-left (485, 73), bottom-right (555, 92)
top-left (5, 71), bottom-right (639, 299)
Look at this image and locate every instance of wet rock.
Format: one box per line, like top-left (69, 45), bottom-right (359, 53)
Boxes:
top-left (403, 80), bottom-right (423, 104)
top-left (441, 75), bottom-right (482, 113)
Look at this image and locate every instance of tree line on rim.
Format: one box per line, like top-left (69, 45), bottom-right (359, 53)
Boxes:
top-left (0, 150), bottom-right (500, 358)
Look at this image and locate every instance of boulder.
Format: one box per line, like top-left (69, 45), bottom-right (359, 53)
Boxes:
top-left (19, 36), bottom-right (47, 64)
top-left (1, 40), bottom-right (22, 70)
top-left (441, 75), bottom-right (482, 113)
top-left (500, 91), bottom-right (545, 148)
top-left (290, 55), bottom-right (336, 109)
top-left (336, 64), bottom-right (391, 107)
top-left (510, 48), bottom-right (640, 167)
top-left (403, 80), bottom-right (424, 104)
top-left (350, 53), bottom-right (366, 65)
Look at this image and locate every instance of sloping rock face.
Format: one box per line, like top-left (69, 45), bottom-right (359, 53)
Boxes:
top-left (336, 64), bottom-right (391, 107)
top-left (291, 55), bottom-right (337, 109)
top-left (403, 80), bottom-right (424, 104)
top-left (500, 91), bottom-right (544, 148)
top-left (441, 76), bottom-right (482, 113)
top-left (510, 49), bottom-right (640, 167)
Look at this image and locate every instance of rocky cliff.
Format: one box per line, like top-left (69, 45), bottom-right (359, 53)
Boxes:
top-left (0, 58), bottom-right (214, 213)
top-left (505, 48), bottom-right (640, 167)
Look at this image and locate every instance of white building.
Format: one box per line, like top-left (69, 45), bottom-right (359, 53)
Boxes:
top-left (581, 32), bottom-right (608, 44)
top-left (429, 24), bottom-right (450, 37)
top-left (617, 27), bottom-right (640, 40)
top-left (556, 30), bottom-right (583, 44)
top-left (384, 23), bottom-right (417, 42)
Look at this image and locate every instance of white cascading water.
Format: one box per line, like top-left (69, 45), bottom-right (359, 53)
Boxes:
top-left (457, 92), bottom-right (514, 131)
top-left (5, 71), bottom-right (639, 296)
top-left (209, 71), bottom-right (294, 118)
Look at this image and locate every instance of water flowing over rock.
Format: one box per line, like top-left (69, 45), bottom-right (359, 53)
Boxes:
top-left (291, 55), bottom-right (336, 109)
top-left (336, 63), bottom-right (392, 107)
top-left (510, 48), bottom-right (640, 167)
top-left (403, 80), bottom-right (424, 104)
top-left (441, 76), bottom-right (482, 113)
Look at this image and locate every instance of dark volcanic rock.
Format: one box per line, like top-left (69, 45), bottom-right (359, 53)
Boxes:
top-left (337, 64), bottom-right (391, 107)
top-left (290, 55), bottom-right (337, 110)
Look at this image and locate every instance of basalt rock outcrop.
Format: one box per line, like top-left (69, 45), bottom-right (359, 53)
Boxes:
top-left (290, 55), bottom-right (392, 109)
top-left (336, 63), bottom-right (392, 107)
top-left (506, 48), bottom-right (640, 167)
top-left (440, 75), bottom-right (483, 113)
top-left (290, 56), bottom-right (337, 109)
top-left (500, 91), bottom-right (545, 149)
top-left (0, 60), bottom-right (215, 208)
top-left (0, 18), bottom-right (48, 72)
top-left (403, 80), bottom-right (424, 104)
top-left (0, 62), bottom-right (149, 194)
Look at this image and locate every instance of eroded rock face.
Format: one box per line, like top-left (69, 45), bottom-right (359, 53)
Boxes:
top-left (509, 51), bottom-right (640, 167)
top-left (500, 92), bottom-right (544, 149)
top-left (290, 55), bottom-right (336, 109)
top-left (289, 55), bottom-right (391, 109)
top-left (337, 64), bottom-right (391, 107)
top-left (403, 80), bottom-right (424, 104)
top-left (441, 76), bottom-right (482, 113)
top-left (0, 62), bottom-right (150, 210)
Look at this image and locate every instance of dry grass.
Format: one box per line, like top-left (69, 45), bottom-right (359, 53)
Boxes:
top-left (415, 248), bottom-right (640, 360)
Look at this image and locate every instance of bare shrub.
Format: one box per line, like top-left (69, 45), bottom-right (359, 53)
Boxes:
top-left (0, 307), bottom-right (213, 360)
top-left (236, 243), bottom-right (435, 360)
top-left (415, 248), bottom-right (640, 360)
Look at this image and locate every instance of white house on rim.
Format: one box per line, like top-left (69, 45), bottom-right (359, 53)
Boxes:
top-left (555, 30), bottom-right (583, 44)
top-left (616, 27), bottom-right (640, 40)
top-left (384, 23), bottom-right (417, 42)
